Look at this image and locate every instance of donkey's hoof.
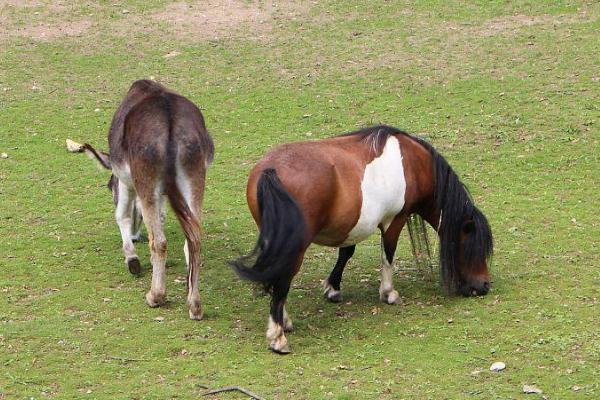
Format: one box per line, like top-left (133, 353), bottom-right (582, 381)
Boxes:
top-left (145, 291), bottom-right (166, 307)
top-left (381, 290), bottom-right (400, 305)
top-left (188, 300), bottom-right (203, 320)
top-left (127, 257), bottom-right (141, 275)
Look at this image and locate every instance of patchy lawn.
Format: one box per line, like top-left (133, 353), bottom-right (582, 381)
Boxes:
top-left (1, 1), bottom-right (599, 398)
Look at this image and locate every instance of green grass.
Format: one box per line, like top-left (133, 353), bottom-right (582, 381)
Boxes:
top-left (1, 1), bottom-right (599, 398)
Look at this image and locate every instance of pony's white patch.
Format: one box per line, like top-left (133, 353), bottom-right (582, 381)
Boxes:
top-left (342, 136), bottom-right (406, 246)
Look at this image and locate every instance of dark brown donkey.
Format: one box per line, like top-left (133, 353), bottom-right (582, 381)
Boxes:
top-left (81, 80), bottom-right (214, 320)
top-left (231, 125), bottom-right (493, 353)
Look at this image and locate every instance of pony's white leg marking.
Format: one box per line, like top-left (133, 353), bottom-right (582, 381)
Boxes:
top-left (142, 191), bottom-right (168, 307)
top-left (267, 315), bottom-right (290, 353)
top-left (322, 278), bottom-right (342, 302)
top-left (379, 238), bottom-right (400, 305)
top-left (283, 305), bottom-right (293, 332)
top-left (115, 181), bottom-right (138, 264)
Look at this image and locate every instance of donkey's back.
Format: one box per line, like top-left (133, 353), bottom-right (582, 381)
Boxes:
top-left (83, 80), bottom-right (213, 320)
top-left (112, 80), bottom-right (214, 176)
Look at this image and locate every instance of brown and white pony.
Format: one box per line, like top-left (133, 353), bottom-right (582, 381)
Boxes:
top-left (81, 80), bottom-right (214, 320)
top-left (231, 125), bottom-right (493, 353)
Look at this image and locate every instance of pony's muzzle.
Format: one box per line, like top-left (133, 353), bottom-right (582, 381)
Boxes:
top-left (460, 279), bottom-right (490, 296)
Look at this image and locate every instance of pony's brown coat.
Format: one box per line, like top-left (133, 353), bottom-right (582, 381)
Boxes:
top-left (234, 125), bottom-right (492, 353)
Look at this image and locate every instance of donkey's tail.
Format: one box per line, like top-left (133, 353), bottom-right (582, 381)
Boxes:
top-left (164, 171), bottom-right (201, 289)
top-left (229, 168), bottom-right (307, 288)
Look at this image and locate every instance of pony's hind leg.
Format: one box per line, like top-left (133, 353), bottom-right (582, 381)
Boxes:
top-left (267, 278), bottom-right (293, 354)
top-left (379, 213), bottom-right (409, 305)
top-left (139, 193), bottom-right (168, 307)
top-left (115, 181), bottom-right (141, 274)
top-left (322, 245), bottom-right (356, 302)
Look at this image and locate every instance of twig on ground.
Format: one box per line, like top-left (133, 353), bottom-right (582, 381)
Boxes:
top-left (107, 356), bottom-right (149, 362)
top-left (201, 385), bottom-right (265, 400)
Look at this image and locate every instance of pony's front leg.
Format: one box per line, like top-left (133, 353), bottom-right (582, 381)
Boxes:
top-left (322, 245), bottom-right (356, 302)
top-left (379, 214), bottom-right (409, 305)
top-left (115, 181), bottom-right (141, 274)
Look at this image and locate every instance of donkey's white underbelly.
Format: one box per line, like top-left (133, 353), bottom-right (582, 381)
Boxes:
top-left (341, 136), bottom-right (406, 246)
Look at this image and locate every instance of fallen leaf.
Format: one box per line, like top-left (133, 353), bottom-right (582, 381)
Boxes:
top-left (163, 51), bottom-right (181, 59)
top-left (523, 385), bottom-right (542, 394)
top-left (66, 139), bottom-right (83, 152)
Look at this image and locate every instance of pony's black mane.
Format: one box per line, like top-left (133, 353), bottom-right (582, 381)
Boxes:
top-left (341, 125), bottom-right (494, 292)
top-left (340, 125), bottom-right (408, 155)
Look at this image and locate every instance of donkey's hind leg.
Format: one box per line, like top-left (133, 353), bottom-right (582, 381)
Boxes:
top-left (379, 213), bottom-right (409, 305)
top-left (322, 245), bottom-right (355, 303)
top-left (139, 193), bottom-right (168, 307)
top-left (180, 170), bottom-right (205, 320)
top-left (115, 181), bottom-right (141, 274)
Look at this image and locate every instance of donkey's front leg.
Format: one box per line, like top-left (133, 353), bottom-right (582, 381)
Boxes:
top-left (115, 181), bottom-right (141, 274)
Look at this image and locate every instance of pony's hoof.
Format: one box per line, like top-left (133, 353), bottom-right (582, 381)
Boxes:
top-left (127, 257), bottom-right (141, 275)
top-left (326, 290), bottom-right (342, 303)
top-left (269, 334), bottom-right (291, 354)
top-left (145, 291), bottom-right (166, 307)
top-left (322, 279), bottom-right (342, 303)
top-left (269, 342), bottom-right (291, 354)
top-left (381, 290), bottom-right (400, 305)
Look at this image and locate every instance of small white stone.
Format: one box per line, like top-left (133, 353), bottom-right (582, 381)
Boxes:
top-left (489, 361), bottom-right (505, 372)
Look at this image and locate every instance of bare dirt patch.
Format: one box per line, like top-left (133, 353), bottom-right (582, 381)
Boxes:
top-left (474, 12), bottom-right (592, 37)
top-left (0, 1), bottom-right (312, 43)
top-left (150, 1), bottom-right (273, 40)
top-left (6, 19), bottom-right (93, 41)
top-left (143, 1), bottom-right (312, 41)
top-left (0, 1), bottom-right (94, 42)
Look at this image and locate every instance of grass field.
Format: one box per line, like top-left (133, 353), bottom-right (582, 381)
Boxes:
top-left (1, 1), bottom-right (599, 399)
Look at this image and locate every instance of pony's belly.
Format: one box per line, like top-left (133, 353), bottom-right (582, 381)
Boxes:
top-left (339, 222), bottom-right (379, 246)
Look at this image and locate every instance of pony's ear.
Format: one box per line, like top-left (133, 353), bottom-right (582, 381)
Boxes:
top-left (462, 219), bottom-right (476, 235)
top-left (82, 143), bottom-right (111, 170)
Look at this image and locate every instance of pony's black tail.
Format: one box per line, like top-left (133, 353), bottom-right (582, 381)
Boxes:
top-left (229, 168), bottom-right (307, 289)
